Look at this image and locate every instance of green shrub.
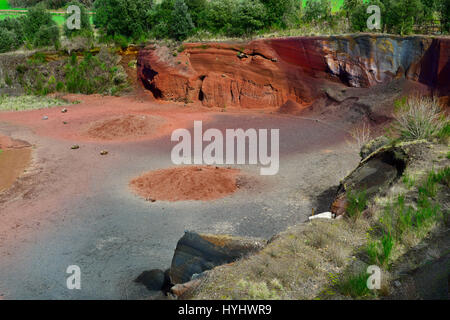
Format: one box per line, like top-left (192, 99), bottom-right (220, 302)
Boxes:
top-left (394, 96), bottom-right (446, 141)
top-left (64, 50), bottom-right (128, 95)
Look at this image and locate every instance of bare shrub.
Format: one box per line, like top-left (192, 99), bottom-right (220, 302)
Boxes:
top-left (348, 122), bottom-right (371, 150)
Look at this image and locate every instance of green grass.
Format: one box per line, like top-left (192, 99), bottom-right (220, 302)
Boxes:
top-left (402, 173), bottom-right (416, 189)
top-left (368, 167), bottom-right (448, 268)
top-left (366, 232), bottom-right (394, 267)
top-left (346, 190), bottom-right (368, 220)
top-left (0, 95), bottom-right (71, 111)
top-left (337, 272), bottom-right (373, 299)
top-left (0, 148), bottom-right (3, 155)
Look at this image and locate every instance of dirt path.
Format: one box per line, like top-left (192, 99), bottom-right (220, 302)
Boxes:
top-left (0, 95), bottom-right (359, 299)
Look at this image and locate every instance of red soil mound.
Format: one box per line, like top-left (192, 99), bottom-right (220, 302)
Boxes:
top-left (130, 166), bottom-right (241, 202)
top-left (83, 114), bottom-right (165, 141)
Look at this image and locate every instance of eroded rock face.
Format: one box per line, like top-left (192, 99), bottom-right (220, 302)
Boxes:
top-left (169, 232), bottom-right (266, 284)
top-left (138, 35), bottom-right (450, 109)
top-left (331, 144), bottom-right (410, 216)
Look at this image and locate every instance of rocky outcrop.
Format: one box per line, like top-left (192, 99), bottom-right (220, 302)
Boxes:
top-left (138, 35), bottom-right (450, 109)
top-left (331, 141), bottom-right (417, 217)
top-left (169, 232), bottom-right (266, 284)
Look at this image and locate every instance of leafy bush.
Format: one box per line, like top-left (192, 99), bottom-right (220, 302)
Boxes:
top-left (64, 49), bottom-right (128, 95)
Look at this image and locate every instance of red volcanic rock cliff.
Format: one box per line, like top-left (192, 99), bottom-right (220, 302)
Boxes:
top-left (137, 35), bottom-right (450, 109)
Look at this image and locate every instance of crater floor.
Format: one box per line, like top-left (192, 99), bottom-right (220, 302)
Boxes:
top-left (0, 95), bottom-right (359, 299)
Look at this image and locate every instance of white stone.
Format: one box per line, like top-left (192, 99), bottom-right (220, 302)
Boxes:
top-left (309, 212), bottom-right (334, 221)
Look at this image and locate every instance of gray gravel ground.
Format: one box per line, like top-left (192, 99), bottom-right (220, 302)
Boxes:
top-left (0, 112), bottom-right (359, 299)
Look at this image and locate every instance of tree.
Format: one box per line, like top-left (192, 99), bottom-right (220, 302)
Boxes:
top-left (184, 0), bottom-right (207, 27)
top-left (303, 0), bottom-right (332, 23)
top-left (379, 0), bottom-right (423, 34)
top-left (349, 0), bottom-right (384, 32)
top-left (0, 17), bottom-right (25, 46)
top-left (168, 0), bottom-right (195, 40)
top-left (438, 0), bottom-right (450, 33)
top-left (260, 0), bottom-right (300, 28)
top-left (343, 0), bottom-right (362, 19)
top-left (33, 24), bottom-right (60, 48)
top-left (94, 0), bottom-right (153, 40)
top-left (0, 28), bottom-right (17, 53)
top-left (204, 0), bottom-right (237, 35)
top-left (21, 4), bottom-right (60, 48)
top-left (231, 0), bottom-right (267, 36)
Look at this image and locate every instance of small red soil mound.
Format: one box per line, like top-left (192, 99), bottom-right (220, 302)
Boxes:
top-left (130, 166), bottom-right (241, 202)
top-left (83, 114), bottom-right (165, 141)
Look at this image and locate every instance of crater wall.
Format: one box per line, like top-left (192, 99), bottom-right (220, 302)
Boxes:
top-left (137, 35), bottom-right (450, 109)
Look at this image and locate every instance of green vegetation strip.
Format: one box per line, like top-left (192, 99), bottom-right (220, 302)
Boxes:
top-left (0, 95), bottom-right (71, 111)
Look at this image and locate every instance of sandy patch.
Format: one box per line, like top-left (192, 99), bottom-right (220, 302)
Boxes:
top-left (130, 166), bottom-right (241, 202)
top-left (0, 135), bottom-right (32, 192)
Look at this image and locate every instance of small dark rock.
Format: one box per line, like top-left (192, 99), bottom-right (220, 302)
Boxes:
top-left (135, 269), bottom-right (168, 291)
